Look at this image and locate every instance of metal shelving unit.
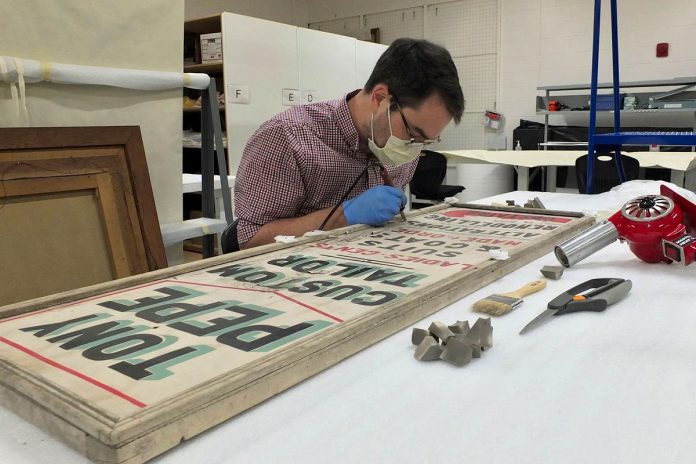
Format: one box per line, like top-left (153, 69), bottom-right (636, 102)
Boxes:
top-left (584, 0), bottom-right (696, 193)
top-left (183, 15), bottom-right (233, 257)
top-left (536, 79), bottom-right (696, 152)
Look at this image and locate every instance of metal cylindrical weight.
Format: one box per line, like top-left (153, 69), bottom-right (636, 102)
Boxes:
top-left (554, 220), bottom-right (619, 267)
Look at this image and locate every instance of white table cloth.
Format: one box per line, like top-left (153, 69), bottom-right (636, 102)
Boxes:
top-left (2, 182), bottom-right (696, 464)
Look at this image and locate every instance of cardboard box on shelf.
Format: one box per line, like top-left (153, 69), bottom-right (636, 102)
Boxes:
top-left (201, 32), bottom-right (222, 63)
top-left (202, 52), bottom-right (222, 62)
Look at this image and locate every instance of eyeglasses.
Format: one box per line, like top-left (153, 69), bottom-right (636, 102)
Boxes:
top-left (391, 94), bottom-right (442, 146)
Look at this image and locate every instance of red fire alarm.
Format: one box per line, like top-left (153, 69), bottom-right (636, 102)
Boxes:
top-left (656, 42), bottom-right (669, 58)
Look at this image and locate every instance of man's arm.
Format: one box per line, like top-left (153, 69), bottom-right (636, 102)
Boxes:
top-left (241, 205), bottom-right (347, 249)
top-left (242, 185), bottom-right (406, 249)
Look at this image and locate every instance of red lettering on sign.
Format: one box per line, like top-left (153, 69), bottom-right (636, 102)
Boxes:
top-left (310, 244), bottom-right (378, 255)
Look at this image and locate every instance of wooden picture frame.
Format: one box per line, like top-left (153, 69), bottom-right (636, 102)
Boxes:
top-left (0, 203), bottom-right (593, 463)
top-left (0, 126), bottom-right (167, 306)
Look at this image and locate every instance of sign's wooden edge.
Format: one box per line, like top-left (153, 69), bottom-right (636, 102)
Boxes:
top-left (0, 206), bottom-right (595, 463)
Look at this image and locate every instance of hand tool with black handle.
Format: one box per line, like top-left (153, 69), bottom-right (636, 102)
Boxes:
top-left (519, 278), bottom-right (632, 335)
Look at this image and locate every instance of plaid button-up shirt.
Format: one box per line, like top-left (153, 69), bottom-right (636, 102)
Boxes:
top-left (234, 90), bottom-right (419, 245)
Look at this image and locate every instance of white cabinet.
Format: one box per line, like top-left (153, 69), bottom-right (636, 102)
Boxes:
top-left (297, 28), bottom-right (357, 103)
top-left (222, 13), bottom-right (299, 174)
top-left (355, 40), bottom-right (388, 89)
top-left (221, 12), bottom-right (387, 174)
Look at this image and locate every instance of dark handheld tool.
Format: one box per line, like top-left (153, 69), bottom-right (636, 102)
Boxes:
top-left (555, 185), bottom-right (696, 267)
top-left (519, 278), bottom-right (632, 335)
top-left (380, 166), bottom-right (407, 222)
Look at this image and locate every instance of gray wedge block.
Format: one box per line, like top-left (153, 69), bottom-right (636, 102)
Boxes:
top-left (411, 327), bottom-right (430, 346)
top-left (440, 337), bottom-right (473, 367)
top-left (414, 336), bottom-right (443, 361)
top-left (540, 265), bottom-right (564, 280)
top-left (448, 320), bottom-right (470, 335)
top-left (429, 321), bottom-right (455, 343)
top-left (468, 318), bottom-right (493, 349)
top-left (455, 334), bottom-right (482, 358)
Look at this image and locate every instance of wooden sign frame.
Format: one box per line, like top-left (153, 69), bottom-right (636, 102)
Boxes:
top-left (0, 127), bottom-right (167, 306)
top-left (0, 204), bottom-right (593, 463)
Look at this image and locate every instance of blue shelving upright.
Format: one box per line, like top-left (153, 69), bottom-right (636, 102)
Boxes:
top-left (585, 0), bottom-right (696, 193)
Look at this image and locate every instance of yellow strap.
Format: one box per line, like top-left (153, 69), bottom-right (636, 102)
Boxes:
top-left (183, 73), bottom-right (192, 87)
top-left (40, 61), bottom-right (52, 81)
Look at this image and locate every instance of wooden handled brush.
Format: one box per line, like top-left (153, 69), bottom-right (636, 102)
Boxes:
top-left (472, 279), bottom-right (547, 316)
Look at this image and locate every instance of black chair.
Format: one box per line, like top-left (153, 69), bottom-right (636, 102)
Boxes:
top-left (409, 150), bottom-right (465, 206)
top-left (575, 152), bottom-right (640, 194)
top-left (220, 219), bottom-right (240, 253)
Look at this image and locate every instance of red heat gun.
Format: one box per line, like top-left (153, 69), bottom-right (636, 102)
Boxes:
top-left (555, 185), bottom-right (696, 267)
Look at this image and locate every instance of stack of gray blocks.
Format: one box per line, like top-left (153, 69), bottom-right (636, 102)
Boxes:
top-left (412, 318), bottom-right (493, 367)
top-left (505, 197), bottom-right (546, 209)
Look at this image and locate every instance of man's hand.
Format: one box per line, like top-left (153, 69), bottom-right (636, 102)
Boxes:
top-left (343, 185), bottom-right (406, 226)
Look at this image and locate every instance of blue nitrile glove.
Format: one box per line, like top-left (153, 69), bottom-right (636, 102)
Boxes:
top-left (343, 185), bottom-right (407, 226)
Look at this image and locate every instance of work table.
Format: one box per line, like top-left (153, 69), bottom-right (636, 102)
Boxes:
top-left (2, 184), bottom-right (695, 464)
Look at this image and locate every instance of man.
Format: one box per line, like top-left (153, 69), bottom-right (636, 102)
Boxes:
top-left (234, 38), bottom-right (464, 249)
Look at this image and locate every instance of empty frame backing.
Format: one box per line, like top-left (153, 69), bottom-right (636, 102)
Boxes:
top-left (0, 126), bottom-right (167, 306)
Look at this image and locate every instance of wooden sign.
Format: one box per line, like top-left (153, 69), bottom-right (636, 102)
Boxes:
top-left (0, 204), bottom-right (593, 463)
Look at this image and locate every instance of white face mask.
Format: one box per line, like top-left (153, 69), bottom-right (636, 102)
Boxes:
top-left (368, 109), bottom-right (423, 166)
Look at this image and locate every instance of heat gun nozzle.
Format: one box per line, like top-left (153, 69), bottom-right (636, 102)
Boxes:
top-left (554, 220), bottom-right (619, 267)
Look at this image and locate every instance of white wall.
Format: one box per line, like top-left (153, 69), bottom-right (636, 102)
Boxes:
top-left (305, 0), bottom-right (465, 22)
top-left (185, 0), bottom-right (308, 25)
top-left (309, 0), bottom-right (696, 147)
top-left (307, 0), bottom-right (499, 154)
top-left (500, 0), bottom-right (696, 144)
top-left (305, 0), bottom-right (501, 190)
top-left (0, 0), bottom-right (185, 263)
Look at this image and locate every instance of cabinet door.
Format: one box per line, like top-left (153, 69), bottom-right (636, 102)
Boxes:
top-left (355, 41), bottom-right (387, 89)
top-left (296, 27), bottom-right (357, 103)
top-left (222, 12), bottom-right (299, 173)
